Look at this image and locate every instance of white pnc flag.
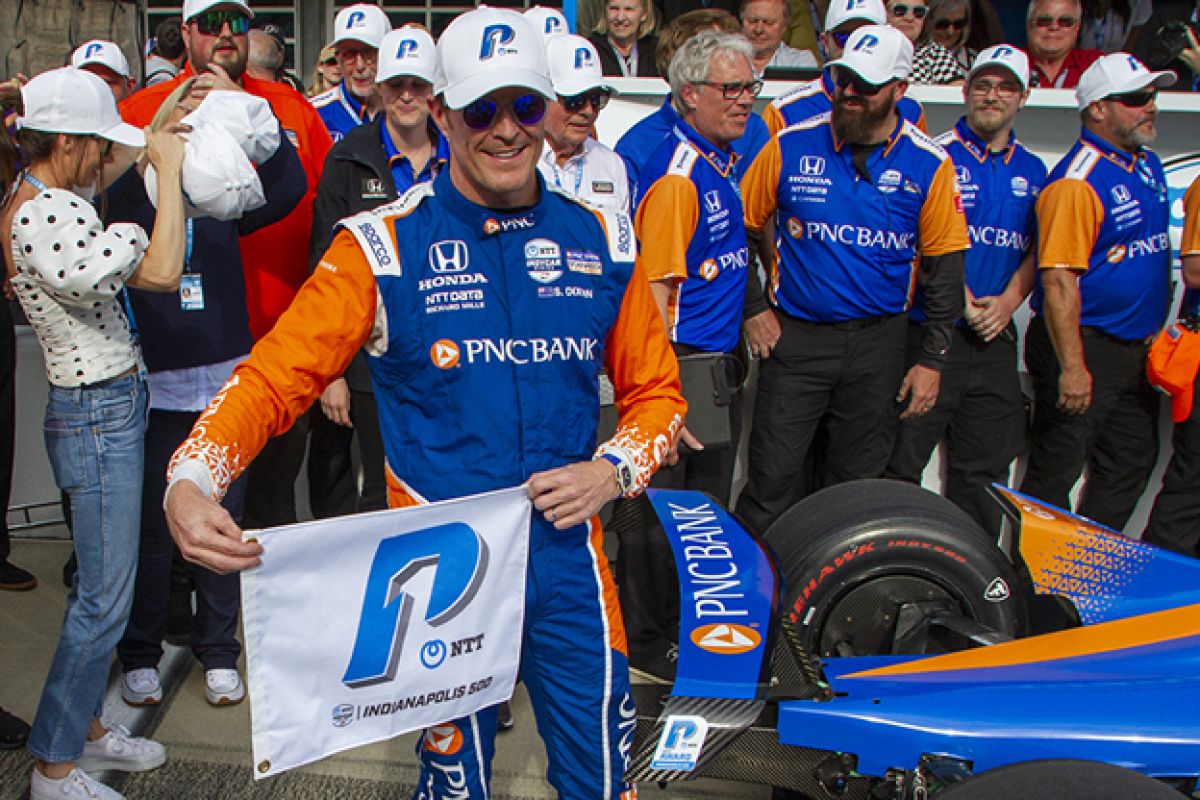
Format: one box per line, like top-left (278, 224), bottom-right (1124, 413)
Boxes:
top-left (241, 485), bottom-right (531, 778)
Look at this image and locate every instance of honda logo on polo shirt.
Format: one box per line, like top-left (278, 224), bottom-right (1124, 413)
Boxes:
top-left (955, 165), bottom-right (971, 185)
top-left (1112, 184), bottom-right (1132, 205)
top-left (429, 241), bottom-right (469, 274)
top-left (430, 336), bottom-right (599, 368)
top-left (798, 156), bottom-right (825, 176)
top-left (704, 190), bottom-right (722, 214)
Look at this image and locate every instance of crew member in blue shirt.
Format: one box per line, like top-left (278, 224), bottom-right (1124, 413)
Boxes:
top-left (310, 3), bottom-right (391, 140)
top-left (1020, 53), bottom-right (1176, 532)
top-left (736, 25), bottom-right (969, 536)
top-left (887, 46), bottom-right (1047, 537)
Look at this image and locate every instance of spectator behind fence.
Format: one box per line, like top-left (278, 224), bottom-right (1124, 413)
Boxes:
top-left (1020, 53), bottom-right (1174, 532)
top-left (1081, 0), bottom-right (1151, 54)
top-left (912, 0), bottom-right (975, 82)
top-left (145, 17), bottom-right (186, 87)
top-left (1135, 0), bottom-right (1200, 91)
top-left (5, 66), bottom-right (186, 800)
top-left (590, 0), bottom-right (661, 76)
top-left (307, 43), bottom-right (341, 97)
top-left (1024, 0), bottom-right (1103, 87)
top-left (743, 0), bottom-right (819, 75)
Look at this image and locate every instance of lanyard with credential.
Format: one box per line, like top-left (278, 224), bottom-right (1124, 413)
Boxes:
top-left (179, 218), bottom-right (204, 311)
top-left (551, 157), bottom-right (585, 198)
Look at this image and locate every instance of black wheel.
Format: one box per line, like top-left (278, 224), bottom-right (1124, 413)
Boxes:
top-left (937, 759), bottom-right (1187, 799)
top-left (764, 480), bottom-right (1026, 657)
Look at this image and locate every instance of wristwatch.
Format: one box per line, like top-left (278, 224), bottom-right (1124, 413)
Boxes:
top-left (598, 452), bottom-right (635, 495)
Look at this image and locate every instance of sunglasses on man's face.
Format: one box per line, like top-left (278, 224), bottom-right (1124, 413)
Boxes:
top-left (460, 93), bottom-right (548, 131)
top-left (890, 4), bottom-right (928, 19)
top-left (322, 57), bottom-right (338, 67)
top-left (833, 69), bottom-right (893, 97)
top-left (1107, 90), bottom-right (1156, 108)
top-left (189, 9), bottom-right (250, 36)
top-left (1032, 14), bottom-right (1079, 29)
top-left (560, 88), bottom-right (612, 113)
top-left (933, 16), bottom-right (968, 31)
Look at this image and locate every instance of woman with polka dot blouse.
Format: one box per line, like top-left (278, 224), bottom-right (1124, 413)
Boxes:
top-left (1, 67), bottom-right (185, 800)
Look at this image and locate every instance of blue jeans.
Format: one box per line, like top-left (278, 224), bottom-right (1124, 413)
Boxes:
top-left (28, 374), bottom-right (147, 763)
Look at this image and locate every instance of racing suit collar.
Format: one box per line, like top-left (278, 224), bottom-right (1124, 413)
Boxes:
top-left (1079, 126), bottom-right (1146, 173)
top-left (432, 169), bottom-right (549, 237)
top-left (954, 116), bottom-right (1017, 164)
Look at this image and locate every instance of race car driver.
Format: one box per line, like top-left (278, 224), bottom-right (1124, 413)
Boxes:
top-left (886, 46), bottom-right (1047, 537)
top-left (735, 24), bottom-right (968, 536)
top-left (161, 8), bottom-right (685, 799)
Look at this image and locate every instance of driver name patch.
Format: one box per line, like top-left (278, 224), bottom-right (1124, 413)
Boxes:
top-left (650, 715), bottom-right (709, 772)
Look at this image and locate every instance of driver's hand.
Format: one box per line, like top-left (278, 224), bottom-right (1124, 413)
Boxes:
top-left (528, 460), bottom-right (620, 530)
top-left (165, 480), bottom-right (262, 574)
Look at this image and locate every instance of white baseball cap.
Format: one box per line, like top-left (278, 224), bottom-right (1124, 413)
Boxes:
top-left (70, 40), bottom-right (131, 78)
top-left (546, 35), bottom-right (617, 97)
top-left (1076, 52), bottom-right (1176, 111)
top-left (18, 67), bottom-right (144, 147)
top-left (333, 4), bottom-right (392, 50)
top-left (968, 45), bottom-right (1031, 91)
top-left (434, 8), bottom-right (555, 110)
top-left (524, 6), bottom-right (570, 40)
top-left (829, 24), bottom-right (912, 85)
top-left (825, 0), bottom-right (886, 32)
top-left (181, 0), bottom-right (253, 22)
top-left (377, 28), bottom-right (437, 83)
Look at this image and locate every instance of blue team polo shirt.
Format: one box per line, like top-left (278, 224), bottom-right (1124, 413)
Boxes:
top-left (766, 72), bottom-right (925, 135)
top-left (312, 83), bottom-right (378, 141)
top-left (635, 119), bottom-right (749, 353)
top-left (381, 119), bottom-right (450, 194)
top-left (1031, 128), bottom-right (1172, 341)
top-left (910, 117), bottom-right (1047, 322)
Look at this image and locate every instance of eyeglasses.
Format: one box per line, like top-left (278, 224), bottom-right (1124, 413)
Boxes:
top-left (968, 78), bottom-right (1021, 99)
top-left (1032, 14), bottom-right (1079, 29)
top-left (833, 69), bottom-right (894, 96)
top-left (693, 80), bottom-right (764, 100)
top-left (189, 9), bottom-right (250, 36)
top-left (337, 47), bottom-right (378, 64)
top-left (890, 4), bottom-right (928, 19)
top-left (933, 17), bottom-right (968, 31)
top-left (1106, 91), bottom-right (1156, 107)
top-left (560, 88), bottom-right (612, 113)
top-left (460, 93), bottom-right (548, 131)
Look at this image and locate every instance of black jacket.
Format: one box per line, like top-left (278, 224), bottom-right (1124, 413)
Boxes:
top-left (1135, 0), bottom-right (1199, 90)
top-left (588, 33), bottom-right (661, 78)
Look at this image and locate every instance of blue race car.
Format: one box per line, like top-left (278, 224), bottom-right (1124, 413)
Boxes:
top-left (626, 480), bottom-right (1200, 799)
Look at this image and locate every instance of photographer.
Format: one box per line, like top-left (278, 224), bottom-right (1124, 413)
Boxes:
top-left (1135, 0), bottom-right (1200, 90)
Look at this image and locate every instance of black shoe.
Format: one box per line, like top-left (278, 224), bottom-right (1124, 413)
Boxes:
top-left (497, 701), bottom-right (514, 732)
top-left (0, 707), bottom-right (30, 749)
top-left (0, 559), bottom-right (36, 591)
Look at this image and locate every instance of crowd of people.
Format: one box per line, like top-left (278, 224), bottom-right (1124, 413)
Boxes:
top-left (0, 0), bottom-right (1198, 798)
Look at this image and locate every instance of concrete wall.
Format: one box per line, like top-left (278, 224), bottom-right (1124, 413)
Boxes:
top-left (1, 0), bottom-right (143, 83)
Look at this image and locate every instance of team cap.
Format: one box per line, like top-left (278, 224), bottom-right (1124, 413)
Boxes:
top-left (182, 0), bottom-right (253, 21)
top-left (1076, 52), bottom-right (1176, 111)
top-left (19, 67), bottom-right (143, 147)
top-left (825, 0), bottom-right (886, 32)
top-left (377, 28), bottom-right (437, 83)
top-left (969, 45), bottom-right (1030, 91)
top-left (434, 8), bottom-right (555, 110)
top-left (333, 4), bottom-right (392, 50)
top-left (70, 40), bottom-right (131, 78)
top-left (828, 24), bottom-right (912, 85)
top-left (525, 6), bottom-right (570, 40)
top-left (546, 35), bottom-right (617, 97)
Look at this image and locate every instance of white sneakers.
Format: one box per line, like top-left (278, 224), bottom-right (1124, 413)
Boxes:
top-left (30, 767), bottom-right (124, 799)
top-left (76, 724), bottom-right (167, 773)
top-left (204, 668), bottom-right (245, 706)
top-left (120, 668), bottom-right (162, 706)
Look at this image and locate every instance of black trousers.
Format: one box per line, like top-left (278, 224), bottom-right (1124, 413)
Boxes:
top-left (735, 312), bottom-right (907, 536)
top-left (1143, 370), bottom-right (1200, 557)
top-left (118, 410), bottom-right (244, 670)
top-left (242, 414), bottom-right (308, 530)
top-left (1019, 316), bottom-right (1159, 532)
top-left (307, 409), bottom-right (356, 519)
top-left (0, 301), bottom-right (14, 562)
top-left (887, 324), bottom-right (1026, 537)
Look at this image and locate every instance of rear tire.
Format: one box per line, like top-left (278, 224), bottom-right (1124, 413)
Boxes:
top-left (938, 759), bottom-right (1187, 799)
top-left (764, 480), bottom-right (1026, 657)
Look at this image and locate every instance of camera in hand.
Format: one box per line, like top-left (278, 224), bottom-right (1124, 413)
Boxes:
top-left (1145, 21), bottom-right (1199, 68)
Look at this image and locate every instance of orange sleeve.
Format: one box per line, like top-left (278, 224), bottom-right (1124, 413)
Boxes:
top-left (1182, 177), bottom-right (1200, 258)
top-left (764, 103), bottom-right (786, 138)
top-left (597, 254), bottom-right (686, 495)
top-left (635, 175), bottom-right (699, 283)
top-left (167, 229), bottom-right (378, 499)
top-left (918, 158), bottom-right (970, 256)
top-left (741, 136), bottom-right (782, 232)
top-left (1037, 178), bottom-right (1105, 272)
